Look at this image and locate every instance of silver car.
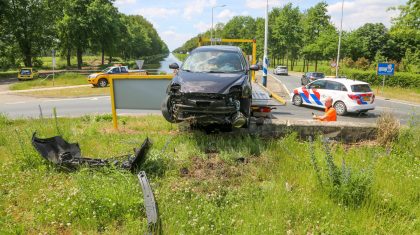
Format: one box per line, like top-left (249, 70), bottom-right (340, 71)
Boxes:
top-left (273, 66), bottom-right (288, 75)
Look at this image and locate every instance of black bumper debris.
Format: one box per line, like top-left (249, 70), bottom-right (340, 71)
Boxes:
top-left (31, 132), bottom-right (151, 172)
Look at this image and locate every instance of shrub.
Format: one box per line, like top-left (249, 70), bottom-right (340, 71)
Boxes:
top-left (343, 57), bottom-right (354, 68)
top-left (343, 69), bottom-right (420, 88)
top-left (376, 112), bottom-right (400, 146)
top-left (354, 57), bottom-right (370, 70)
top-left (309, 137), bottom-right (373, 207)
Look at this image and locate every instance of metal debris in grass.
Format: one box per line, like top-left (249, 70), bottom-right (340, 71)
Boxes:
top-left (31, 132), bottom-right (151, 172)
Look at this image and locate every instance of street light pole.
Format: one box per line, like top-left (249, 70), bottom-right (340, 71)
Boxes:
top-left (335, 0), bottom-right (344, 77)
top-left (262, 0), bottom-right (268, 87)
top-left (211, 4), bottom-right (226, 45)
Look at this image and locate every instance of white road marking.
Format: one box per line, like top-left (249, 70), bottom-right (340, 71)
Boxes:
top-left (4, 101), bottom-right (26, 105)
top-left (42, 96), bottom-right (110, 103)
top-left (375, 98), bottom-right (420, 107)
top-left (268, 73), bottom-right (292, 99)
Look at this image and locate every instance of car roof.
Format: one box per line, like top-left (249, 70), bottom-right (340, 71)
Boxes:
top-left (320, 78), bottom-right (370, 86)
top-left (193, 45), bottom-right (242, 53)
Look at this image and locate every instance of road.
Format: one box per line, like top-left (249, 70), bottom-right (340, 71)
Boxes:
top-left (0, 72), bottom-right (418, 124)
top-left (0, 95), bottom-right (160, 118)
top-left (267, 71), bottom-right (419, 124)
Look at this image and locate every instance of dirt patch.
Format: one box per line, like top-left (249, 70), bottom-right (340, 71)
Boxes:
top-left (181, 154), bottom-right (244, 181)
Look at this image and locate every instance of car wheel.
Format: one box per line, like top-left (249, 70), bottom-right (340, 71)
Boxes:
top-left (161, 95), bottom-right (177, 123)
top-left (98, 78), bottom-right (108, 88)
top-left (292, 94), bottom-right (303, 106)
top-left (334, 101), bottom-right (347, 116)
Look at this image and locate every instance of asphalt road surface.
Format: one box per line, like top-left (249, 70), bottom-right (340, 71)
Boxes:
top-left (0, 95), bottom-right (160, 119)
top-left (268, 71), bottom-right (419, 124)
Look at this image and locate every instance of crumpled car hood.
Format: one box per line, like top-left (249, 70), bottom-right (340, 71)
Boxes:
top-left (173, 70), bottom-right (246, 94)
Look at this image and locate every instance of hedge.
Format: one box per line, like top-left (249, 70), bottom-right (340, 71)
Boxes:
top-left (343, 69), bottom-right (420, 88)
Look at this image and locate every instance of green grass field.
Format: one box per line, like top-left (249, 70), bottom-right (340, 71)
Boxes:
top-left (0, 114), bottom-right (418, 234)
top-left (9, 73), bottom-right (88, 90)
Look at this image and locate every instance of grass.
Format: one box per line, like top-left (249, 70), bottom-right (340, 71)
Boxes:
top-left (173, 53), bottom-right (188, 62)
top-left (9, 73), bottom-right (88, 91)
top-left (372, 85), bottom-right (420, 103)
top-left (18, 86), bottom-right (110, 98)
top-left (0, 114), bottom-right (418, 234)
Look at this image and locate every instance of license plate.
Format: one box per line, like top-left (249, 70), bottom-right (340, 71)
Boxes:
top-left (363, 96), bottom-right (370, 101)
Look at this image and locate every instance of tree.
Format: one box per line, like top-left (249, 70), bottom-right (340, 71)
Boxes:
top-left (301, 2), bottom-right (332, 71)
top-left (271, 3), bottom-right (303, 69)
top-left (223, 16), bottom-right (256, 54)
top-left (87, 0), bottom-right (121, 65)
top-left (389, 0), bottom-right (420, 62)
top-left (58, 0), bottom-right (93, 69)
top-left (2, 0), bottom-right (60, 67)
top-left (352, 23), bottom-right (390, 61)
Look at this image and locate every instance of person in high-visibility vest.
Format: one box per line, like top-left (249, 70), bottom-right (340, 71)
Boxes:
top-left (313, 96), bottom-right (337, 121)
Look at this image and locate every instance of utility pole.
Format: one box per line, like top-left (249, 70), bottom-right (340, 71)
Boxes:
top-left (262, 0), bottom-right (268, 87)
top-left (335, 0), bottom-right (344, 77)
top-left (211, 5), bottom-right (226, 45)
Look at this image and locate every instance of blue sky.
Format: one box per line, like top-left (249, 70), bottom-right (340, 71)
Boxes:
top-left (114, 0), bottom-right (407, 51)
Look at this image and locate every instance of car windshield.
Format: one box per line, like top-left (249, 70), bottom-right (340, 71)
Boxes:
top-left (181, 51), bottom-right (244, 73)
top-left (351, 84), bottom-right (372, 92)
top-left (20, 69), bottom-right (31, 75)
top-left (278, 66), bottom-right (287, 69)
top-left (101, 67), bottom-right (112, 73)
top-left (312, 73), bottom-right (324, 78)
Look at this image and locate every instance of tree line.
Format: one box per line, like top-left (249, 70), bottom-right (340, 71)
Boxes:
top-left (0, 0), bottom-right (169, 70)
top-left (174, 1), bottom-right (419, 73)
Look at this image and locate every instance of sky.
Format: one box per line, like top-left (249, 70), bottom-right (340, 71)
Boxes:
top-left (114, 0), bottom-right (407, 51)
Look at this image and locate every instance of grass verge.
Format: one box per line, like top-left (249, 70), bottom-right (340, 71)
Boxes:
top-left (0, 114), bottom-right (418, 234)
top-left (372, 85), bottom-right (420, 103)
top-left (19, 86), bottom-right (109, 98)
top-left (9, 73), bottom-right (88, 91)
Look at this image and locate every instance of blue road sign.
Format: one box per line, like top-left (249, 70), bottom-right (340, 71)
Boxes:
top-left (377, 63), bottom-right (395, 76)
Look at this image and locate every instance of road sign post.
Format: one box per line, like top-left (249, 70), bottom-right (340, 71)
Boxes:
top-left (52, 49), bottom-right (56, 86)
top-left (377, 63), bottom-right (394, 96)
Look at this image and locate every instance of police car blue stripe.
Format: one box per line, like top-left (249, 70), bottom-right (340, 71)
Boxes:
top-left (310, 94), bottom-right (323, 106)
top-left (300, 93), bottom-right (311, 103)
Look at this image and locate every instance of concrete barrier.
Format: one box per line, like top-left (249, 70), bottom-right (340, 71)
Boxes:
top-left (248, 119), bottom-right (377, 143)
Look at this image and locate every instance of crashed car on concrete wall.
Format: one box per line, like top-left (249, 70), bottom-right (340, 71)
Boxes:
top-left (161, 46), bottom-right (259, 128)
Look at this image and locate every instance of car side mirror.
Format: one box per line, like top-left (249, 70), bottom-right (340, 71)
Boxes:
top-left (249, 64), bottom-right (259, 71)
top-left (169, 63), bottom-right (179, 69)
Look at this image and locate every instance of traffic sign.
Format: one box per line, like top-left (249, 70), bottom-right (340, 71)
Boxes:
top-left (377, 63), bottom-right (394, 76)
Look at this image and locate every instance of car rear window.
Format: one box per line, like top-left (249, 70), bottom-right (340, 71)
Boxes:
top-left (351, 84), bottom-right (372, 92)
top-left (313, 73), bottom-right (325, 78)
top-left (20, 69), bottom-right (31, 75)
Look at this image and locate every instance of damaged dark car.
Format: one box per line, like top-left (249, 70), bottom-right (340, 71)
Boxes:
top-left (161, 46), bottom-right (259, 128)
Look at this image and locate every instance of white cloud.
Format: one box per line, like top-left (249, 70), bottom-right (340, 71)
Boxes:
top-left (135, 7), bottom-right (179, 19)
top-left (160, 30), bottom-right (194, 51)
top-left (245, 0), bottom-right (283, 9)
top-left (183, 0), bottom-right (217, 19)
top-left (216, 9), bottom-right (236, 21)
top-left (114, 0), bottom-right (136, 5)
top-left (193, 21), bottom-right (212, 32)
top-left (327, 0), bottom-right (405, 30)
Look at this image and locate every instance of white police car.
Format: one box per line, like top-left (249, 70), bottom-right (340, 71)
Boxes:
top-left (291, 78), bottom-right (375, 115)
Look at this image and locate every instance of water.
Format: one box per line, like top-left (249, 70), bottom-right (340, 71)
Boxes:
top-left (143, 53), bottom-right (182, 74)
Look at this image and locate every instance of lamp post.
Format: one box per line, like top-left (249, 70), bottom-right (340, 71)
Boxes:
top-left (335, 0), bottom-right (344, 77)
top-left (262, 0), bottom-right (268, 87)
top-left (211, 4), bottom-right (226, 45)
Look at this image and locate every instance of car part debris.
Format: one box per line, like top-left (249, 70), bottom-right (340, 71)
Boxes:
top-left (138, 171), bottom-right (161, 235)
top-left (31, 132), bottom-right (151, 172)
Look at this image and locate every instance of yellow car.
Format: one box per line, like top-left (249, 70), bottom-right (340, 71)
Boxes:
top-left (18, 68), bottom-right (39, 80)
top-left (88, 66), bottom-right (148, 87)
